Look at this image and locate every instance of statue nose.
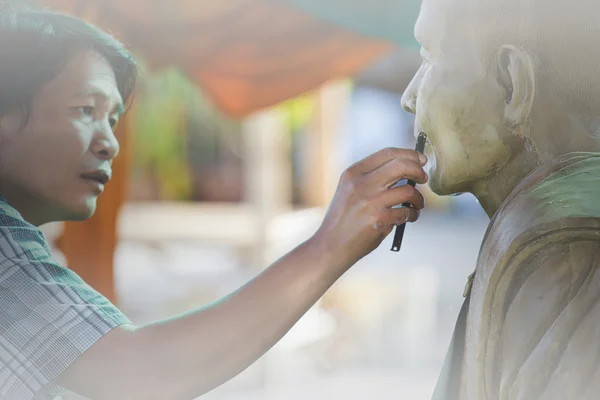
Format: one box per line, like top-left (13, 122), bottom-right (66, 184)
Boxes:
top-left (401, 90), bottom-right (417, 114)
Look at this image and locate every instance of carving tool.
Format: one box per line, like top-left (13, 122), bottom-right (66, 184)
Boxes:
top-left (391, 132), bottom-right (427, 252)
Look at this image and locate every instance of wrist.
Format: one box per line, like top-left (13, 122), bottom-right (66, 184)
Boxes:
top-left (305, 231), bottom-right (354, 274)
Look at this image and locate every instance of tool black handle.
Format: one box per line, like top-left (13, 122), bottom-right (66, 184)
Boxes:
top-left (390, 132), bottom-right (427, 252)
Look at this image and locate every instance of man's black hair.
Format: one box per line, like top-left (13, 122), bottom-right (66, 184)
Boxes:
top-left (0, 4), bottom-right (137, 123)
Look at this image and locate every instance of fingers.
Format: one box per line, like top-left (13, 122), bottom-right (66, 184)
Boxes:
top-left (371, 186), bottom-right (423, 234)
top-left (347, 147), bottom-right (427, 176)
top-left (390, 207), bottom-right (420, 225)
top-left (334, 146), bottom-right (427, 237)
top-left (370, 186), bottom-right (424, 234)
top-left (379, 185), bottom-right (425, 209)
top-left (375, 207), bottom-right (420, 233)
top-left (366, 157), bottom-right (428, 189)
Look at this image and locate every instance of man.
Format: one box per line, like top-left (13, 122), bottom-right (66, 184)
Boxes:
top-left (0, 6), bottom-right (428, 400)
top-left (401, 0), bottom-right (600, 399)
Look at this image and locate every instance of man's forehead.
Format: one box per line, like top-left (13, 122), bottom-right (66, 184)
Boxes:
top-left (76, 82), bottom-right (123, 107)
top-left (56, 52), bottom-right (123, 105)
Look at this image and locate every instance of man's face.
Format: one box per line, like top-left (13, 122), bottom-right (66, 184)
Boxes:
top-left (0, 51), bottom-right (124, 224)
top-left (401, 0), bottom-right (511, 195)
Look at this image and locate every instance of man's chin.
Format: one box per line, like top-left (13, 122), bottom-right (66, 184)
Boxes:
top-left (61, 200), bottom-right (97, 222)
top-left (62, 210), bottom-right (94, 222)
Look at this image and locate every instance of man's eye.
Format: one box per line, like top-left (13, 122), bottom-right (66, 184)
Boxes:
top-left (82, 106), bottom-right (94, 115)
top-left (77, 106), bottom-right (94, 116)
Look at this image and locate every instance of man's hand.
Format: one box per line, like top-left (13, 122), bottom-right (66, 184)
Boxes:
top-left (315, 147), bottom-right (427, 265)
top-left (54, 147), bottom-right (428, 400)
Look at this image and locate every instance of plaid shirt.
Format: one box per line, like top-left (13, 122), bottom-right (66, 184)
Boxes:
top-left (0, 195), bottom-right (130, 399)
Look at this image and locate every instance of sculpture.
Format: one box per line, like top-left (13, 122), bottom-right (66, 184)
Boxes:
top-left (401, 0), bottom-right (600, 398)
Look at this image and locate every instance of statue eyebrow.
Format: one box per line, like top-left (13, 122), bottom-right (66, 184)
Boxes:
top-left (413, 16), bottom-right (430, 50)
top-left (414, 32), bottom-right (430, 51)
top-left (415, 32), bottom-right (424, 46)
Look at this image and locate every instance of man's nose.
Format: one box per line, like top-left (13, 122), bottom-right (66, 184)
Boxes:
top-left (92, 121), bottom-right (120, 160)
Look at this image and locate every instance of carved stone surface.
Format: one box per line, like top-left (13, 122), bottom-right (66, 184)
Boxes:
top-left (464, 153), bottom-right (600, 399)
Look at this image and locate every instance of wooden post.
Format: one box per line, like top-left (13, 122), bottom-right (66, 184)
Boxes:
top-left (56, 113), bottom-right (132, 304)
top-left (242, 108), bottom-right (291, 269)
top-left (302, 81), bottom-right (351, 208)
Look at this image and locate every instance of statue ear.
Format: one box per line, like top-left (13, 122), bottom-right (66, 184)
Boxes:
top-left (495, 45), bottom-right (535, 127)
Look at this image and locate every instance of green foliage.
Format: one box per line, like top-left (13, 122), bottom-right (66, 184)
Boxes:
top-left (132, 67), bottom-right (195, 200)
top-left (130, 60), bottom-right (244, 201)
top-left (276, 93), bottom-right (316, 134)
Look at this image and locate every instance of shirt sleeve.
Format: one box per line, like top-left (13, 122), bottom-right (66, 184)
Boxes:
top-left (0, 225), bottom-right (131, 400)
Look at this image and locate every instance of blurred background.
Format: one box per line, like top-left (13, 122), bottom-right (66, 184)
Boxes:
top-left (28, 0), bottom-right (489, 398)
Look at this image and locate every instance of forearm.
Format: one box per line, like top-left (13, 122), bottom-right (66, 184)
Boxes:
top-left (56, 147), bottom-right (427, 399)
top-left (134, 237), bottom-right (348, 398)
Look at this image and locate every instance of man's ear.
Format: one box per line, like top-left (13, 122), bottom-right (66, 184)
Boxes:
top-left (495, 45), bottom-right (535, 128)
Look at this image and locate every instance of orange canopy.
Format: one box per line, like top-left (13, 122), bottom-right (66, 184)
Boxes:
top-left (37, 0), bottom-right (393, 117)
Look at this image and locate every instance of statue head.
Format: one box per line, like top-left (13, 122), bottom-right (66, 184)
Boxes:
top-left (401, 0), bottom-right (600, 215)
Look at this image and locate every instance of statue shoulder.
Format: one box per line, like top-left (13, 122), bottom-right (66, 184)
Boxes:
top-left (467, 153), bottom-right (600, 399)
top-left (477, 195), bottom-right (600, 300)
top-left (480, 151), bottom-right (600, 275)
top-left (476, 235), bottom-right (600, 399)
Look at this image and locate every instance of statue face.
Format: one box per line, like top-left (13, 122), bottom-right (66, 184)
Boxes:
top-left (401, 0), bottom-right (513, 196)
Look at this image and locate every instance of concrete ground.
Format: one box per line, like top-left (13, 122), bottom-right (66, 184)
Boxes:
top-left (106, 207), bottom-right (488, 399)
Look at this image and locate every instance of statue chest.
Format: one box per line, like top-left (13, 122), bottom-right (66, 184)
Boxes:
top-left (460, 228), bottom-right (600, 400)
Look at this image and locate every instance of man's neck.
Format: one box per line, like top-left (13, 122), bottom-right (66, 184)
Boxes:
top-left (0, 185), bottom-right (52, 226)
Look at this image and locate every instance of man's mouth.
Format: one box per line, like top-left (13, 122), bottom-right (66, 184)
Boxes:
top-left (80, 170), bottom-right (111, 185)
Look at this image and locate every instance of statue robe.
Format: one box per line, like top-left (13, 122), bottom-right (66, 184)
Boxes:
top-left (434, 152), bottom-right (600, 400)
